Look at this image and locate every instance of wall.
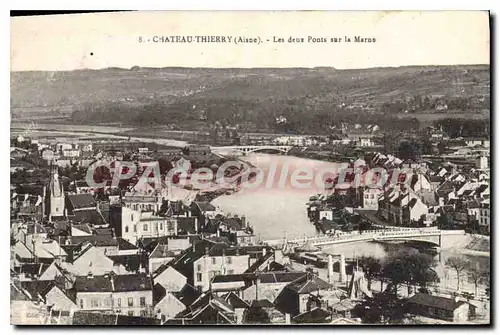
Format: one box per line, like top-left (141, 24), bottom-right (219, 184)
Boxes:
top-left (193, 254), bottom-right (250, 291)
top-left (153, 267), bottom-right (187, 292)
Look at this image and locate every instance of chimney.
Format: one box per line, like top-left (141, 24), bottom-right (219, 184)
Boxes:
top-left (87, 272), bottom-right (94, 279)
top-left (262, 247), bottom-right (267, 257)
top-left (205, 246), bottom-right (209, 256)
top-left (255, 276), bottom-right (261, 301)
top-left (285, 313), bottom-right (291, 325)
top-left (109, 273), bottom-right (115, 291)
top-left (241, 216), bottom-right (247, 228)
top-left (454, 296), bottom-right (460, 303)
top-left (192, 241), bottom-right (196, 252)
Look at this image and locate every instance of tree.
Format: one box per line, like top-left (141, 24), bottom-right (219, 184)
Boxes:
top-left (398, 140), bottom-right (422, 162)
top-left (382, 249), bottom-right (437, 297)
top-left (358, 256), bottom-right (382, 290)
top-left (468, 263), bottom-right (490, 298)
top-left (445, 256), bottom-right (470, 291)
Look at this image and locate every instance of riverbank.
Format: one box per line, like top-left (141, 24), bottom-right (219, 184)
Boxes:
top-left (287, 146), bottom-right (354, 163)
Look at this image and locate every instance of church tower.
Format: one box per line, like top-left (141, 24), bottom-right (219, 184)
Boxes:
top-left (46, 165), bottom-right (65, 221)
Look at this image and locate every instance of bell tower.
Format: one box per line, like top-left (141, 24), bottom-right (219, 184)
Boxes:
top-left (46, 165), bottom-right (65, 221)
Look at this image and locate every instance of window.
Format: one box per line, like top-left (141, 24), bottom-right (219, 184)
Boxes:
top-left (131, 214), bottom-right (134, 221)
top-left (227, 270), bottom-right (234, 275)
top-left (117, 298), bottom-right (121, 307)
top-left (143, 224), bottom-right (148, 231)
top-left (140, 297), bottom-right (146, 307)
top-left (211, 257), bottom-right (216, 265)
top-left (133, 225), bottom-right (137, 232)
top-left (197, 264), bottom-right (202, 271)
top-left (160, 222), bottom-right (163, 230)
top-left (91, 299), bottom-right (99, 308)
top-left (370, 194), bottom-right (374, 199)
top-left (125, 226), bottom-right (129, 233)
top-left (128, 311), bottom-right (134, 317)
top-left (80, 299), bottom-right (84, 309)
top-left (161, 314), bottom-right (166, 322)
top-left (197, 273), bottom-right (202, 282)
top-left (226, 257), bottom-right (232, 264)
top-left (140, 310), bottom-right (147, 317)
top-left (128, 297), bottom-right (134, 307)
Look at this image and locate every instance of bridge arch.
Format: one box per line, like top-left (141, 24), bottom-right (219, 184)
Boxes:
top-left (211, 145), bottom-right (293, 155)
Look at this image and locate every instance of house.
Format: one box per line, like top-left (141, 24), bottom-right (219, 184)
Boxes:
top-left (478, 201), bottom-right (490, 233)
top-left (74, 273), bottom-right (153, 317)
top-left (164, 291), bottom-right (235, 324)
top-left (153, 282), bottom-right (200, 322)
top-left (71, 224), bottom-right (92, 236)
top-left (464, 137), bottom-right (490, 148)
top-left (66, 194), bottom-right (97, 214)
top-left (274, 273), bottom-right (333, 317)
top-left (362, 186), bottom-right (383, 210)
top-left (358, 137), bottom-right (375, 147)
top-left (16, 263), bottom-right (50, 282)
top-left (110, 205), bottom-right (178, 245)
top-left (409, 173), bottom-right (432, 193)
top-left (122, 191), bottom-right (164, 214)
top-left (168, 241), bottom-right (266, 292)
top-left (244, 299), bottom-right (286, 324)
top-left (72, 311), bottom-right (159, 325)
top-left (241, 272), bottom-right (307, 303)
top-left (69, 244), bottom-right (128, 276)
top-left (406, 293), bottom-right (475, 322)
top-left (38, 261), bottom-right (70, 282)
top-left (378, 187), bottom-right (428, 226)
top-left (221, 292), bottom-right (250, 324)
top-left (475, 156), bottom-right (489, 170)
top-left (292, 307), bottom-right (333, 324)
top-left (10, 282), bottom-right (50, 325)
top-left (148, 243), bottom-right (177, 273)
top-left (210, 274), bottom-right (248, 293)
top-left (152, 265), bottom-right (187, 292)
top-left (44, 281), bottom-right (78, 313)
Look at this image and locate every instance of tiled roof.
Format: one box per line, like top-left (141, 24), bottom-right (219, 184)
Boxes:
top-left (293, 307), bottom-right (332, 324)
top-left (212, 274), bottom-right (246, 284)
top-left (74, 273), bottom-right (152, 293)
top-left (72, 224), bottom-right (92, 235)
top-left (250, 299), bottom-right (274, 308)
top-left (222, 292), bottom-right (250, 309)
top-left (287, 274), bottom-right (332, 294)
top-left (407, 293), bottom-right (466, 311)
top-left (172, 283), bottom-right (201, 307)
top-left (67, 194), bottom-right (97, 210)
top-left (258, 272), bottom-right (306, 284)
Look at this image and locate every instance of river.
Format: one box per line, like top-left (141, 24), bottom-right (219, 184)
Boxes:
top-left (211, 153), bottom-right (349, 240)
top-left (11, 123), bottom-right (489, 292)
top-left (211, 153), bottom-right (490, 293)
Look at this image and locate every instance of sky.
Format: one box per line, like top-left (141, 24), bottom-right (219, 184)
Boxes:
top-left (11, 11), bottom-right (490, 71)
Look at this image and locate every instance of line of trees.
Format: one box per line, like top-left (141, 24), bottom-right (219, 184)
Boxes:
top-left (358, 253), bottom-right (490, 299)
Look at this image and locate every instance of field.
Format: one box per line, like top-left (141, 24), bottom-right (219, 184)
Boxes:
top-left (11, 65), bottom-right (490, 129)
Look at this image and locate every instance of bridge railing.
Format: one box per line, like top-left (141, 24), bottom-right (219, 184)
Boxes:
top-left (264, 229), bottom-right (465, 246)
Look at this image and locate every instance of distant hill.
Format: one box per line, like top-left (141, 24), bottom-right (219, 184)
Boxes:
top-left (11, 65), bottom-right (490, 130)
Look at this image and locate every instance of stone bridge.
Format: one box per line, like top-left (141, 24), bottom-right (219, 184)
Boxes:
top-left (263, 228), bottom-right (466, 248)
top-left (211, 145), bottom-right (293, 155)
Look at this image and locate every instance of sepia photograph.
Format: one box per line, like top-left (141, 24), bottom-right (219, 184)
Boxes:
top-left (9, 10), bottom-right (491, 326)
